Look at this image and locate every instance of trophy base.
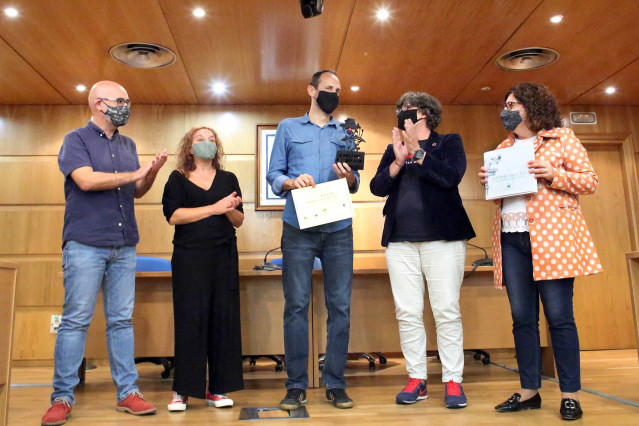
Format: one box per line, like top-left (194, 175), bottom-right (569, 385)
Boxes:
top-left (335, 150), bottom-right (365, 170)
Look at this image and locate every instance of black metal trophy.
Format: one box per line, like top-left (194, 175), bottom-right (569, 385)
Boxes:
top-left (335, 118), bottom-right (366, 170)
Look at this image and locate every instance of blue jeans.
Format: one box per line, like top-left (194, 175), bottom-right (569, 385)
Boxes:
top-left (52, 241), bottom-right (139, 404)
top-left (501, 232), bottom-right (580, 393)
top-left (281, 223), bottom-right (353, 390)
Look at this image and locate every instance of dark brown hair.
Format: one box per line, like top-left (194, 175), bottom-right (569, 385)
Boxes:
top-left (175, 127), bottom-right (225, 177)
top-left (396, 91), bottom-right (443, 130)
top-left (505, 82), bottom-right (563, 132)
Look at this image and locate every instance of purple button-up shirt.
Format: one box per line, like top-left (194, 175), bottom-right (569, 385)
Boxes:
top-left (58, 121), bottom-right (141, 247)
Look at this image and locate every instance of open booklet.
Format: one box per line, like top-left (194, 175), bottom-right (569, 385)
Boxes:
top-left (484, 143), bottom-right (538, 200)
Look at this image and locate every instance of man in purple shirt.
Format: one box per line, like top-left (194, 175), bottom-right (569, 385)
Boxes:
top-left (42, 81), bottom-right (167, 426)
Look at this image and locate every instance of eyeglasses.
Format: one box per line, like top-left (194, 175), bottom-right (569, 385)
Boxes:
top-left (503, 101), bottom-right (522, 111)
top-left (98, 97), bottom-right (131, 107)
top-left (395, 104), bottom-right (419, 115)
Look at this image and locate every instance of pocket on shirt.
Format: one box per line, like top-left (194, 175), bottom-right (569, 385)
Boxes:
top-left (290, 139), bottom-right (313, 158)
top-left (330, 137), bottom-right (348, 151)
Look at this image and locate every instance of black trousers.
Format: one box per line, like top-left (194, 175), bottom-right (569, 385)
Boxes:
top-left (171, 242), bottom-right (244, 397)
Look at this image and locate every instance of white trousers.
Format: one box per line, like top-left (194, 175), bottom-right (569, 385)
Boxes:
top-left (385, 240), bottom-right (466, 382)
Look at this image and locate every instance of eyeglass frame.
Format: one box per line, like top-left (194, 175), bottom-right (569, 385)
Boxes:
top-left (98, 97), bottom-right (131, 107)
top-left (395, 103), bottom-right (423, 115)
top-left (503, 101), bottom-right (522, 111)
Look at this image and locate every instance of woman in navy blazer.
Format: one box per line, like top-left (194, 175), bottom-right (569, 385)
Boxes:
top-left (370, 91), bottom-right (475, 409)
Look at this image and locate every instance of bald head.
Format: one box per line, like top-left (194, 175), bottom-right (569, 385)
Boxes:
top-left (88, 81), bottom-right (128, 114)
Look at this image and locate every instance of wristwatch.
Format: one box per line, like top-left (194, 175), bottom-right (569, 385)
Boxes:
top-left (413, 149), bottom-right (425, 160)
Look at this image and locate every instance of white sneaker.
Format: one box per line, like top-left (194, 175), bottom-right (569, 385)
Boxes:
top-left (206, 392), bottom-right (233, 408)
top-left (167, 392), bottom-right (187, 412)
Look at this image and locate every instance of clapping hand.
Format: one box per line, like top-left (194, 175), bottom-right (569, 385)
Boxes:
top-left (212, 191), bottom-right (242, 215)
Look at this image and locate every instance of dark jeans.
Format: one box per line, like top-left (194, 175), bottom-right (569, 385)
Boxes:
top-left (502, 232), bottom-right (581, 393)
top-left (281, 222), bottom-right (353, 390)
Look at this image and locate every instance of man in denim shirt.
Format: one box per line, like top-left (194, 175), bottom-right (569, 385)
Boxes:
top-left (42, 81), bottom-right (167, 426)
top-left (267, 70), bottom-right (359, 410)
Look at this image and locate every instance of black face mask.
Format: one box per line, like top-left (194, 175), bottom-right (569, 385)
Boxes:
top-left (316, 90), bottom-right (339, 114)
top-left (103, 104), bottom-right (131, 127)
top-left (500, 109), bottom-right (522, 131)
top-left (397, 109), bottom-right (423, 131)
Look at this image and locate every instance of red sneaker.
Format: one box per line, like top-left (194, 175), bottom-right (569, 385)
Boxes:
top-left (205, 392), bottom-right (234, 408)
top-left (42, 398), bottom-right (72, 426)
top-left (116, 391), bottom-right (157, 415)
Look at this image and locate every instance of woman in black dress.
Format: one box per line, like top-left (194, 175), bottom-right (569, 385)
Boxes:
top-left (162, 126), bottom-right (244, 411)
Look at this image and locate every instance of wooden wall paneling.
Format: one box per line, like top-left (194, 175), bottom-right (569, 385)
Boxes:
top-left (0, 157), bottom-right (64, 205)
top-left (0, 207), bottom-right (63, 255)
top-left (0, 106), bottom-right (89, 156)
top-left (11, 307), bottom-right (60, 361)
top-left (459, 154), bottom-right (487, 200)
top-left (7, 104), bottom-right (639, 362)
top-left (0, 263), bottom-right (17, 426)
top-left (6, 257), bottom-right (63, 307)
top-left (122, 105), bottom-right (188, 155)
top-left (573, 141), bottom-right (636, 349)
top-left (184, 105), bottom-right (308, 155)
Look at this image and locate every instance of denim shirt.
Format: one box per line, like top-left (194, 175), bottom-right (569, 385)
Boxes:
top-left (266, 113), bottom-right (360, 232)
top-left (58, 121), bottom-right (141, 247)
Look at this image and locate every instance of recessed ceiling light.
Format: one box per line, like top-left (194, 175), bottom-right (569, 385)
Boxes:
top-left (605, 86), bottom-right (616, 94)
top-left (193, 8), bottom-right (205, 18)
top-left (4, 7), bottom-right (18, 18)
top-left (350, 86), bottom-right (360, 92)
top-left (550, 15), bottom-right (563, 24)
top-left (76, 85), bottom-right (86, 92)
top-left (211, 82), bottom-right (227, 95)
top-left (376, 7), bottom-right (390, 21)
top-left (481, 86), bottom-right (491, 91)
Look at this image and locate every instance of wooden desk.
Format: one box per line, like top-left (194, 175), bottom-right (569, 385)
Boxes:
top-left (0, 262), bottom-right (18, 426)
top-left (625, 252), bottom-right (639, 363)
top-left (85, 265), bottom-right (552, 388)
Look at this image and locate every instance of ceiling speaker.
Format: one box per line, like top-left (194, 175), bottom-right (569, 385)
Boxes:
top-left (109, 42), bottom-right (176, 69)
top-left (496, 47), bottom-right (559, 71)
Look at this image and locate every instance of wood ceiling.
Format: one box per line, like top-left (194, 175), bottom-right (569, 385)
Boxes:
top-left (1, 0), bottom-right (638, 105)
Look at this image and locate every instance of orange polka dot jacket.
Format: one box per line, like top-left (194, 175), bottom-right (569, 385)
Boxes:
top-left (491, 127), bottom-right (603, 288)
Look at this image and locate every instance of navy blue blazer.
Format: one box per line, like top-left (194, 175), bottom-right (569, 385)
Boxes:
top-left (370, 131), bottom-right (476, 247)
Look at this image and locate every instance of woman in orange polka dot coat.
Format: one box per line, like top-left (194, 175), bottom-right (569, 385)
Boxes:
top-left (479, 83), bottom-right (602, 421)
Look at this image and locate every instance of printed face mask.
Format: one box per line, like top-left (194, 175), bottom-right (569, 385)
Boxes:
top-left (397, 109), bottom-right (423, 130)
top-left (500, 109), bottom-right (523, 131)
top-left (192, 140), bottom-right (218, 161)
top-left (103, 104), bottom-right (131, 127)
top-left (316, 90), bottom-right (339, 114)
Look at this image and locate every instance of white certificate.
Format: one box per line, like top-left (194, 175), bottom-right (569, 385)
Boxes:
top-left (484, 143), bottom-right (538, 200)
top-left (291, 178), bottom-right (355, 229)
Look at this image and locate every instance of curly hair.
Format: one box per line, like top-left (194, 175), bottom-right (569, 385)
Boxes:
top-left (505, 83), bottom-right (563, 132)
top-left (396, 91), bottom-right (442, 130)
top-left (175, 127), bottom-right (225, 177)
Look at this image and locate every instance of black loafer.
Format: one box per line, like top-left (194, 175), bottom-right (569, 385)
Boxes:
top-left (560, 398), bottom-right (583, 420)
top-left (495, 392), bottom-right (541, 412)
